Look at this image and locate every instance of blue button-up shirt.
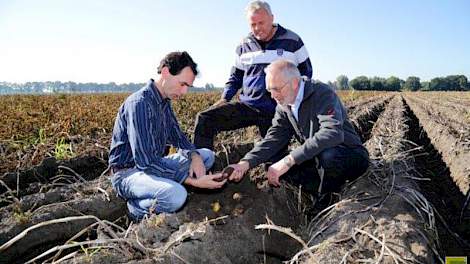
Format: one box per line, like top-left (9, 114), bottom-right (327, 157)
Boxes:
top-left (108, 79), bottom-right (196, 183)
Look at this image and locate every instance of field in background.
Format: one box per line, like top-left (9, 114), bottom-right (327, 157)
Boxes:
top-left (1, 90), bottom-right (469, 263)
top-left (0, 90), bottom-right (384, 174)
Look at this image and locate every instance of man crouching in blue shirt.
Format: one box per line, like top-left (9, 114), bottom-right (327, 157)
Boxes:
top-left (109, 51), bottom-right (226, 221)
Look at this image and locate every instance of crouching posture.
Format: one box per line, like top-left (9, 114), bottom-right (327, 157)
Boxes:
top-left (109, 51), bottom-right (226, 221)
top-left (229, 60), bottom-right (369, 195)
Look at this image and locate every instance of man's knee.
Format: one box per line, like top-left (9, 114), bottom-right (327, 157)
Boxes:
top-left (125, 183), bottom-right (187, 221)
top-left (197, 148), bottom-right (215, 169)
top-left (195, 110), bottom-right (215, 126)
top-left (126, 199), bottom-right (147, 221)
top-left (319, 146), bottom-right (369, 180)
top-left (163, 184), bottom-right (187, 212)
top-left (318, 147), bottom-right (339, 169)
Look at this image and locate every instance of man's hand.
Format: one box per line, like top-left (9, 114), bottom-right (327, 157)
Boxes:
top-left (189, 152), bottom-right (206, 178)
top-left (266, 155), bottom-right (294, 187)
top-left (211, 98), bottom-right (228, 109)
top-left (228, 161), bottom-right (250, 182)
top-left (185, 173), bottom-right (227, 189)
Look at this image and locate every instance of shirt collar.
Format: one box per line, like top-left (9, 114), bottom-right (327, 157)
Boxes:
top-left (290, 79), bottom-right (305, 109)
top-left (148, 79), bottom-right (170, 105)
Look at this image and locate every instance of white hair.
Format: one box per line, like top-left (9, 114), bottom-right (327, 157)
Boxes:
top-left (245, 0), bottom-right (273, 16)
top-left (265, 60), bottom-right (300, 81)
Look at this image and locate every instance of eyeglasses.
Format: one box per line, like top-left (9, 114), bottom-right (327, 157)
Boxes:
top-left (266, 80), bottom-right (290, 93)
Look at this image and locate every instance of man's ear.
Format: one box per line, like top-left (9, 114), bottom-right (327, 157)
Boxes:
top-left (293, 78), bottom-right (300, 90)
top-left (160, 66), bottom-right (170, 77)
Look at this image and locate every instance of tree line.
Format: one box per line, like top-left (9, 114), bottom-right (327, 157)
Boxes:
top-left (333, 75), bottom-right (469, 91)
top-left (0, 81), bottom-right (220, 95)
top-left (1, 75), bottom-right (468, 94)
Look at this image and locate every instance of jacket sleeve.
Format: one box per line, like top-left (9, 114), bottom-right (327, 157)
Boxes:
top-left (222, 45), bottom-right (244, 101)
top-left (290, 88), bottom-right (345, 165)
top-left (295, 38), bottom-right (313, 79)
top-left (241, 105), bottom-right (294, 169)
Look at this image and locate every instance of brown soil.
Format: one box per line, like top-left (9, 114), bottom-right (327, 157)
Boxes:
top-left (300, 96), bottom-right (439, 263)
top-left (348, 95), bottom-right (393, 142)
top-left (404, 100), bottom-right (470, 256)
top-left (0, 155), bottom-right (107, 203)
top-left (0, 166), bottom-right (125, 264)
top-left (1, 93), bottom-right (469, 263)
top-left (405, 95), bottom-right (470, 195)
top-left (0, 144), bottom-right (307, 264)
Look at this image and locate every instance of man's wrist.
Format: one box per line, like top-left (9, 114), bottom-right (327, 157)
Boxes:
top-left (239, 160), bottom-right (250, 170)
top-left (184, 176), bottom-right (194, 185)
top-left (283, 155), bottom-right (295, 168)
top-left (184, 176), bottom-right (198, 187)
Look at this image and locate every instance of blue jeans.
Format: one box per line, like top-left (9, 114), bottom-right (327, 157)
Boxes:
top-left (111, 148), bottom-right (215, 221)
top-left (284, 145), bottom-right (369, 195)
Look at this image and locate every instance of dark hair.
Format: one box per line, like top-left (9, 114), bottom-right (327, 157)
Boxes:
top-left (157, 51), bottom-right (198, 76)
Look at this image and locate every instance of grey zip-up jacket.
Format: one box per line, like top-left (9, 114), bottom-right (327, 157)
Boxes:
top-left (241, 79), bottom-right (364, 168)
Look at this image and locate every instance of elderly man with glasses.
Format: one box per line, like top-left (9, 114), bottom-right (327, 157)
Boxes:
top-left (228, 60), bottom-right (369, 197)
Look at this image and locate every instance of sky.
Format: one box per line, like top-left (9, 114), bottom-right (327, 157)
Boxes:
top-left (1, 0), bottom-right (469, 87)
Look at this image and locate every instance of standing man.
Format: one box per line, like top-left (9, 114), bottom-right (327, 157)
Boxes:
top-left (109, 51), bottom-right (226, 221)
top-left (229, 60), bottom-right (369, 195)
top-left (193, 0), bottom-right (312, 150)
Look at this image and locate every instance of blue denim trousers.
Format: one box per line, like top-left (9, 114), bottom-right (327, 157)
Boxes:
top-left (111, 148), bottom-right (215, 221)
top-left (284, 145), bottom-right (369, 195)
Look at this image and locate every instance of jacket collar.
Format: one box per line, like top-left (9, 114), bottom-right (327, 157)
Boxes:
top-left (300, 78), bottom-right (316, 103)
